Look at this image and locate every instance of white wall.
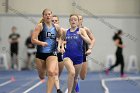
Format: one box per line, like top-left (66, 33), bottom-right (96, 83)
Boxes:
top-left (0, 0), bottom-right (5, 14)
top-left (0, 15), bottom-right (139, 71)
top-left (0, 0), bottom-right (140, 16)
top-left (136, 20), bottom-right (140, 71)
top-left (74, 0), bottom-right (140, 16)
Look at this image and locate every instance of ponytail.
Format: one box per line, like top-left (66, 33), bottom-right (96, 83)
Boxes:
top-left (38, 18), bottom-right (44, 23)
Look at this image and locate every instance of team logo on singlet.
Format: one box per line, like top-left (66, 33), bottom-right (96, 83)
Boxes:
top-left (46, 32), bottom-right (55, 39)
top-left (66, 34), bottom-right (78, 40)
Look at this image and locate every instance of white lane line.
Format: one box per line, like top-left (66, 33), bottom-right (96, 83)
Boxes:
top-left (9, 87), bottom-right (21, 93)
top-left (0, 76), bottom-right (15, 87)
top-left (23, 79), bottom-right (45, 93)
top-left (101, 76), bottom-right (140, 93)
top-left (9, 79), bottom-right (36, 93)
top-left (101, 79), bottom-right (109, 93)
top-left (22, 79), bottom-right (36, 87)
top-left (0, 80), bottom-right (13, 87)
top-left (104, 76), bottom-right (140, 81)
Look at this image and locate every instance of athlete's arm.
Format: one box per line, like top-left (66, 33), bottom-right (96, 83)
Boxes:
top-left (60, 29), bottom-right (66, 54)
top-left (85, 27), bottom-right (95, 49)
top-left (31, 23), bottom-right (48, 46)
top-left (54, 24), bottom-right (61, 39)
top-left (79, 28), bottom-right (91, 45)
top-left (54, 24), bottom-right (63, 52)
top-left (84, 27), bottom-right (95, 55)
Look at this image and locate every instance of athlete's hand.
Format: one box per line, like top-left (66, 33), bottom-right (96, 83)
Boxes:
top-left (85, 49), bottom-right (92, 55)
top-left (41, 42), bottom-right (48, 47)
top-left (57, 46), bottom-right (61, 53)
top-left (77, 31), bottom-right (82, 36)
top-left (60, 48), bottom-right (65, 54)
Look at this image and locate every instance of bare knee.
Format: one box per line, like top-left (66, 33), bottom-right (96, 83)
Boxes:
top-left (69, 70), bottom-right (75, 77)
top-left (47, 70), bottom-right (56, 76)
top-left (54, 70), bottom-right (58, 76)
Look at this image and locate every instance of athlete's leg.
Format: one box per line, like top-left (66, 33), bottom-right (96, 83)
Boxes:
top-left (54, 53), bottom-right (64, 92)
top-left (57, 53), bottom-right (64, 76)
top-left (54, 75), bottom-right (62, 93)
top-left (58, 62), bottom-right (64, 76)
top-left (72, 64), bottom-right (82, 92)
top-left (35, 58), bottom-right (46, 80)
top-left (63, 58), bottom-right (75, 93)
top-left (46, 56), bottom-right (58, 93)
top-left (80, 62), bottom-right (88, 80)
top-left (54, 62), bottom-right (64, 93)
top-left (54, 62), bottom-right (63, 93)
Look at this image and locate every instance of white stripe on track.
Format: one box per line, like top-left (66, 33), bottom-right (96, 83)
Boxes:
top-left (0, 80), bottom-right (12, 87)
top-left (104, 76), bottom-right (140, 81)
top-left (101, 76), bottom-right (140, 93)
top-left (101, 79), bottom-right (109, 93)
top-left (23, 80), bottom-right (45, 93)
top-left (9, 79), bottom-right (36, 93)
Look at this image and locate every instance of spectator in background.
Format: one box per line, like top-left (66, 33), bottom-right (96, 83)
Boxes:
top-left (9, 26), bottom-right (20, 70)
top-left (25, 30), bottom-right (36, 70)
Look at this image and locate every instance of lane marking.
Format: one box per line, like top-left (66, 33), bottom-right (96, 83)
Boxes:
top-left (9, 79), bottom-right (36, 93)
top-left (23, 79), bottom-right (45, 93)
top-left (0, 76), bottom-right (15, 87)
top-left (0, 80), bottom-right (13, 87)
top-left (101, 76), bottom-right (140, 93)
top-left (101, 79), bottom-right (109, 93)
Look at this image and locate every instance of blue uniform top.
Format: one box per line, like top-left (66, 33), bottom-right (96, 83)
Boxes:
top-left (37, 22), bottom-right (57, 53)
top-left (64, 28), bottom-right (83, 58)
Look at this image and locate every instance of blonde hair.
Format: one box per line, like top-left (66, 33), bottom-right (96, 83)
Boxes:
top-left (38, 8), bottom-right (52, 23)
top-left (42, 8), bottom-right (52, 15)
top-left (39, 18), bottom-right (43, 23)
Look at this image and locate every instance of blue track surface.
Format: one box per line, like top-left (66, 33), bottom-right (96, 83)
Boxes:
top-left (0, 70), bottom-right (140, 93)
top-left (106, 80), bottom-right (140, 93)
